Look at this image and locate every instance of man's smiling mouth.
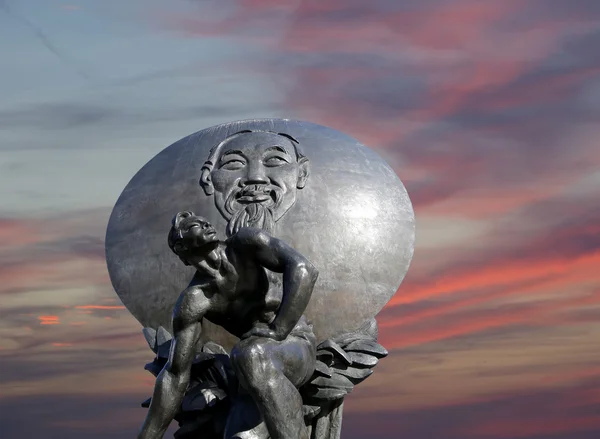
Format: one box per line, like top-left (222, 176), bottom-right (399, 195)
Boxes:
top-left (236, 185), bottom-right (278, 204)
top-left (237, 194), bottom-right (271, 203)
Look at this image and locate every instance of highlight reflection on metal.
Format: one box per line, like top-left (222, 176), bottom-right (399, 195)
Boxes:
top-left (105, 119), bottom-right (415, 348)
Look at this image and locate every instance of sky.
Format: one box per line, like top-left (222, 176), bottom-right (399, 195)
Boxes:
top-left (1, 0), bottom-right (599, 438)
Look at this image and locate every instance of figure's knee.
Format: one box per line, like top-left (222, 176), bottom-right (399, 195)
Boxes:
top-left (231, 339), bottom-right (271, 374)
top-left (231, 340), bottom-right (278, 389)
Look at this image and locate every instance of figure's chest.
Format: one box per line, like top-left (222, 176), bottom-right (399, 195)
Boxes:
top-left (236, 264), bottom-right (270, 295)
top-left (225, 249), bottom-right (268, 294)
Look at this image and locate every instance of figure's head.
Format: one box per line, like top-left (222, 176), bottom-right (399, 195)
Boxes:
top-left (199, 130), bottom-right (310, 236)
top-left (168, 211), bottom-right (218, 265)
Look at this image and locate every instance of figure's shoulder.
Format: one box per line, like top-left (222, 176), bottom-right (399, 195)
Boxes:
top-left (173, 284), bottom-right (209, 324)
top-left (228, 227), bottom-right (271, 247)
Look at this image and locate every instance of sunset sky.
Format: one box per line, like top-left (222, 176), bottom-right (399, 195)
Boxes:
top-left (1, 1), bottom-right (600, 438)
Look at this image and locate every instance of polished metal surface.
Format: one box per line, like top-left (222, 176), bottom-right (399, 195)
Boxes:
top-left (105, 119), bottom-right (415, 348)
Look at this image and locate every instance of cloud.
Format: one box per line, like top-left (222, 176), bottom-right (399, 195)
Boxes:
top-left (381, 289), bottom-right (600, 350)
top-left (1, 199), bottom-right (594, 438)
top-left (2, 1), bottom-right (600, 438)
top-left (60, 4), bottom-right (80, 11)
top-left (0, 0), bottom-right (91, 80)
top-left (0, 341), bottom-right (144, 385)
top-left (0, 207), bottom-right (135, 361)
top-left (157, 0), bottom-right (600, 223)
top-left (387, 187), bottom-right (600, 299)
top-left (342, 381), bottom-right (600, 439)
top-left (0, 103), bottom-right (113, 130)
top-left (0, 208), bottom-right (112, 296)
top-left (0, 393), bottom-right (157, 439)
top-left (155, 4), bottom-right (599, 418)
top-left (0, 100), bottom-right (283, 136)
top-left (366, 185), bottom-right (600, 356)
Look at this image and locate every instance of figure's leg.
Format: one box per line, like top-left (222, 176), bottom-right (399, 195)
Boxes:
top-left (139, 288), bottom-right (212, 439)
top-left (230, 335), bottom-right (316, 439)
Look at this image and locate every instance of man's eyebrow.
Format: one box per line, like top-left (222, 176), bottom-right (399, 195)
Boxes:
top-left (220, 149), bottom-right (244, 160)
top-left (264, 146), bottom-right (291, 155)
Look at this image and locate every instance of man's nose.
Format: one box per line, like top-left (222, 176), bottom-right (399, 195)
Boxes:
top-left (243, 161), bottom-right (268, 185)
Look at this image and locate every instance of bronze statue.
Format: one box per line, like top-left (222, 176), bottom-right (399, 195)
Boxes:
top-left (138, 211), bottom-right (318, 439)
top-left (105, 119), bottom-right (415, 439)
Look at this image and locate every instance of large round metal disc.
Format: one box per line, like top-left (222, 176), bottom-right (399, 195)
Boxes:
top-left (105, 119), bottom-right (414, 349)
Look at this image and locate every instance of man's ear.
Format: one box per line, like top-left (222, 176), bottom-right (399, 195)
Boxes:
top-left (296, 157), bottom-right (310, 189)
top-left (199, 167), bottom-right (214, 195)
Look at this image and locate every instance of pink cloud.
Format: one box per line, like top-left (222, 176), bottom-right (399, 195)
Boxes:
top-left (38, 315), bottom-right (60, 325)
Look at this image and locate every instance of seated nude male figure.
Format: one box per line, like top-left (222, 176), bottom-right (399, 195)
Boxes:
top-left (138, 211), bottom-right (318, 439)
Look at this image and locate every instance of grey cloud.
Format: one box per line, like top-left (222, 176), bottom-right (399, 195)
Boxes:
top-left (0, 208), bottom-right (111, 267)
top-left (0, 101), bottom-right (283, 134)
top-left (341, 374), bottom-right (600, 439)
top-left (406, 188), bottom-right (600, 283)
top-left (0, 0), bottom-right (92, 81)
top-left (0, 103), bottom-right (113, 130)
top-left (0, 393), bottom-right (155, 439)
top-left (0, 344), bottom-right (145, 384)
top-left (255, 0), bottom-right (600, 212)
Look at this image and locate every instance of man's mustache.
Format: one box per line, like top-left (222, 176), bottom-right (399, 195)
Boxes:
top-left (224, 183), bottom-right (283, 215)
top-left (239, 184), bottom-right (271, 196)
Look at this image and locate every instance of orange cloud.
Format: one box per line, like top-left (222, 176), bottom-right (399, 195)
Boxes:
top-left (382, 271), bottom-right (596, 334)
top-left (0, 219), bottom-right (40, 247)
top-left (74, 305), bottom-right (125, 310)
top-left (381, 290), bottom-right (600, 350)
top-left (390, 250), bottom-right (600, 307)
top-left (417, 184), bottom-right (566, 219)
top-left (0, 257), bottom-right (110, 296)
top-left (38, 316), bottom-right (60, 325)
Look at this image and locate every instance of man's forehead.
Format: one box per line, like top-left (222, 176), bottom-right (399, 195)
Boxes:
top-left (221, 132), bottom-right (295, 155)
top-left (180, 214), bottom-right (209, 223)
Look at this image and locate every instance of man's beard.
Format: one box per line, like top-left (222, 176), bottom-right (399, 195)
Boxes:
top-left (226, 203), bottom-right (275, 237)
top-left (223, 184), bottom-right (283, 237)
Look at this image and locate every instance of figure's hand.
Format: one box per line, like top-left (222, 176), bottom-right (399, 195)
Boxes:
top-left (241, 324), bottom-right (285, 341)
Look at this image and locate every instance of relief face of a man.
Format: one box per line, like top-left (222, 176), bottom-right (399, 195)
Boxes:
top-left (200, 130), bottom-right (310, 236)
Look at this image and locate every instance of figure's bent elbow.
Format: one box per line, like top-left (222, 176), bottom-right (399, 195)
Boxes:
top-left (296, 260), bottom-right (319, 284)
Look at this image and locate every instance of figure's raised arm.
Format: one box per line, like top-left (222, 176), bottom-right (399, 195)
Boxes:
top-left (137, 287), bottom-right (207, 439)
top-left (232, 227), bottom-right (318, 340)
